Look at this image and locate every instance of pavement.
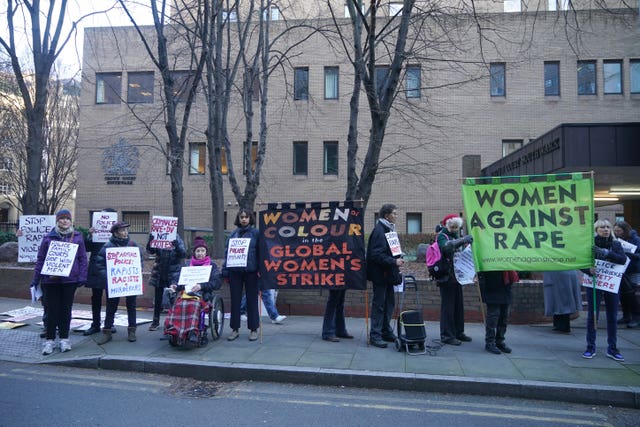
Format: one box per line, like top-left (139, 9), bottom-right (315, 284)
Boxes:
top-left (1, 296), bottom-right (639, 409)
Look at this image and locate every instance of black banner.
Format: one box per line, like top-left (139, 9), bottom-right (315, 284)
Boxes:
top-left (258, 203), bottom-right (366, 290)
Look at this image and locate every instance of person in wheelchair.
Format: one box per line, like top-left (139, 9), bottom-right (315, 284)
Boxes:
top-left (163, 237), bottom-right (224, 347)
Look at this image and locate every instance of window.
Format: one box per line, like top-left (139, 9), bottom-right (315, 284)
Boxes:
top-left (122, 211), bottom-right (149, 233)
top-left (547, 0), bottom-right (569, 10)
top-left (0, 157), bottom-right (11, 171)
top-left (502, 139), bottom-right (523, 157)
top-left (375, 65), bottom-right (390, 100)
top-left (504, 0), bottom-right (521, 12)
top-left (223, 9), bottom-right (238, 22)
top-left (127, 72), bottom-right (154, 103)
top-left (243, 141), bottom-right (258, 175)
top-left (221, 147), bottom-right (228, 175)
top-left (344, 1), bottom-right (367, 17)
top-left (406, 213), bottom-right (422, 234)
top-left (389, 2), bottom-right (403, 15)
top-left (490, 63), bottom-right (506, 97)
top-left (631, 60), bottom-right (640, 94)
top-left (263, 5), bottom-right (280, 21)
top-left (406, 65), bottom-right (421, 98)
top-left (0, 182), bottom-right (10, 195)
top-left (294, 67), bottom-right (309, 100)
top-left (544, 61), bottom-right (560, 96)
top-left (293, 141), bottom-right (308, 175)
top-left (577, 61), bottom-right (596, 95)
top-left (323, 141), bottom-right (338, 175)
top-left (96, 73), bottom-right (122, 104)
top-left (324, 67), bottom-right (339, 99)
top-left (189, 143), bottom-right (206, 175)
top-left (170, 70), bottom-right (196, 102)
top-left (603, 60), bottom-right (622, 94)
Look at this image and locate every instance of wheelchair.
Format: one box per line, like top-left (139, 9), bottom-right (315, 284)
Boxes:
top-left (163, 288), bottom-right (225, 348)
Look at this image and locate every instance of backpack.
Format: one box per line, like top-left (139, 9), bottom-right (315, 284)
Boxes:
top-left (426, 233), bottom-right (450, 280)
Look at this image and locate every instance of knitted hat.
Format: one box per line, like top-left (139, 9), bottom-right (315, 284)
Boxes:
top-left (193, 236), bottom-right (208, 255)
top-left (56, 209), bottom-right (72, 221)
top-left (442, 214), bottom-right (460, 226)
top-left (110, 221), bottom-right (130, 233)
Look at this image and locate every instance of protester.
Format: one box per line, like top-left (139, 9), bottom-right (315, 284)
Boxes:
top-left (30, 209), bottom-right (88, 355)
top-left (176, 236), bottom-right (221, 300)
top-left (321, 289), bottom-right (353, 342)
top-left (223, 208), bottom-right (260, 341)
top-left (18, 227), bottom-right (48, 339)
top-left (95, 222), bottom-right (142, 344)
top-left (437, 214), bottom-right (473, 345)
top-left (241, 289), bottom-right (286, 324)
top-left (146, 232), bottom-right (187, 330)
top-left (478, 271), bottom-right (516, 354)
top-left (366, 204), bottom-right (404, 348)
top-left (542, 270), bottom-right (581, 333)
top-left (613, 221), bottom-right (640, 328)
top-left (581, 219), bottom-right (627, 361)
top-left (83, 208), bottom-right (117, 336)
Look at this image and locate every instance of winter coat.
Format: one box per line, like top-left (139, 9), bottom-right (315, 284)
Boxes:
top-left (478, 271), bottom-right (512, 305)
top-left (184, 259), bottom-right (222, 302)
top-left (436, 228), bottom-right (467, 285)
top-left (84, 236), bottom-right (108, 289)
top-left (95, 235), bottom-right (143, 285)
top-left (31, 228), bottom-right (88, 286)
top-left (222, 226), bottom-right (260, 274)
top-left (621, 229), bottom-right (640, 276)
top-left (366, 220), bottom-right (401, 286)
top-left (147, 235), bottom-right (187, 288)
top-left (543, 270), bottom-right (581, 316)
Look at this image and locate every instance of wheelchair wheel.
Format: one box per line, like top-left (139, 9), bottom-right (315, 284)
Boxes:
top-left (209, 295), bottom-right (225, 341)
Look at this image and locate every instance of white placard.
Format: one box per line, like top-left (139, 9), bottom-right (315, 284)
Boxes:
top-left (385, 231), bottom-right (403, 257)
top-left (226, 238), bottom-right (251, 267)
top-left (18, 215), bottom-right (56, 263)
top-left (618, 238), bottom-right (638, 255)
top-left (41, 241), bottom-right (79, 277)
top-left (581, 257), bottom-right (630, 294)
top-left (178, 265), bottom-right (213, 293)
top-left (453, 245), bottom-right (476, 285)
top-left (92, 212), bottom-right (118, 243)
top-left (150, 216), bottom-right (178, 249)
top-left (106, 247), bottom-right (144, 298)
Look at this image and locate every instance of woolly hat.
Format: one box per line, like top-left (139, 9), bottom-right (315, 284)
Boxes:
top-left (442, 214), bottom-right (460, 226)
top-left (110, 221), bottom-right (130, 233)
top-left (193, 236), bottom-right (209, 255)
top-left (56, 209), bottom-right (72, 221)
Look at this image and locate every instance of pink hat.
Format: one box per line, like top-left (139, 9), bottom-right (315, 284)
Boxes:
top-left (193, 236), bottom-right (208, 255)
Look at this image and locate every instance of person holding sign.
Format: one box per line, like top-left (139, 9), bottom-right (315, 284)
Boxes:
top-left (95, 222), bottom-right (143, 344)
top-left (581, 219), bottom-right (627, 361)
top-left (366, 204), bottom-right (405, 348)
top-left (177, 236), bottom-right (221, 299)
top-left (146, 233), bottom-right (187, 330)
top-left (437, 214), bottom-right (473, 346)
top-left (30, 209), bottom-right (87, 355)
top-left (222, 208), bottom-right (260, 342)
top-left (613, 221), bottom-right (640, 328)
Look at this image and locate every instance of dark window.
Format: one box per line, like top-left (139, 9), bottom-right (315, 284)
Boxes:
top-left (323, 141), bottom-right (338, 175)
top-left (170, 70), bottom-right (196, 102)
top-left (406, 65), bottom-right (421, 98)
top-left (189, 143), bottom-right (206, 175)
top-left (122, 211), bottom-right (149, 233)
top-left (603, 60), bottom-right (622, 94)
top-left (544, 61), bottom-right (560, 96)
top-left (127, 72), bottom-right (154, 103)
top-left (375, 65), bottom-right (390, 101)
top-left (490, 63), bottom-right (505, 97)
top-left (406, 213), bottom-right (422, 234)
top-left (96, 73), bottom-right (122, 104)
top-left (294, 67), bottom-right (309, 100)
top-left (631, 59), bottom-right (640, 94)
top-left (293, 141), bottom-right (308, 175)
top-left (577, 61), bottom-right (596, 95)
top-left (324, 67), bottom-right (339, 99)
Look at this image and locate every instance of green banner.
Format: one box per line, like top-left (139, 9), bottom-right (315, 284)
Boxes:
top-left (462, 173), bottom-right (594, 272)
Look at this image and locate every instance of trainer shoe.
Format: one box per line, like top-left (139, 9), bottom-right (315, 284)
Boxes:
top-left (582, 348), bottom-right (596, 359)
top-left (60, 339), bottom-right (71, 352)
top-left (42, 340), bottom-right (55, 355)
top-left (272, 315), bottom-right (287, 324)
top-left (249, 330), bottom-right (258, 341)
top-left (227, 330), bottom-right (239, 341)
top-left (606, 348), bottom-right (624, 362)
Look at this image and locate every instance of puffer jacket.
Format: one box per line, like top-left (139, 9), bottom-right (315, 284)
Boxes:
top-left (147, 235), bottom-right (187, 288)
top-left (31, 228), bottom-right (88, 286)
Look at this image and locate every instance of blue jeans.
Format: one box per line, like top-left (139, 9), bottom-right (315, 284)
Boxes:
top-left (240, 289), bottom-right (279, 320)
top-left (585, 288), bottom-right (619, 352)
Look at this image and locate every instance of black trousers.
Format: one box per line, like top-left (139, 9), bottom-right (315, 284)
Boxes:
top-left (370, 280), bottom-right (395, 341)
top-left (90, 287), bottom-right (106, 328)
top-left (229, 271), bottom-right (259, 331)
top-left (322, 289), bottom-right (349, 338)
top-left (104, 295), bottom-right (137, 329)
top-left (485, 303), bottom-right (509, 345)
top-left (439, 280), bottom-right (465, 341)
top-left (41, 283), bottom-right (77, 340)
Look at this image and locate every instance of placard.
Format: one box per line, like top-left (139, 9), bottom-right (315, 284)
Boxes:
top-left (150, 216), bottom-right (178, 249)
top-left (581, 257), bottom-right (630, 294)
top-left (453, 245), bottom-right (476, 285)
top-left (106, 247), bottom-right (143, 298)
top-left (18, 215), bottom-right (56, 263)
top-left (226, 238), bottom-right (251, 267)
top-left (618, 238), bottom-right (638, 255)
top-left (178, 265), bottom-right (213, 293)
top-left (41, 241), bottom-right (79, 277)
top-left (385, 231), bottom-right (403, 257)
top-left (92, 212), bottom-right (118, 243)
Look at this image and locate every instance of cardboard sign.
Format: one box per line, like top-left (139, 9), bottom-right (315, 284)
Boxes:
top-left (18, 215), bottom-right (56, 263)
top-left (581, 257), bottom-right (630, 294)
top-left (41, 241), bottom-right (79, 277)
top-left (453, 245), bottom-right (476, 285)
top-left (150, 216), bottom-right (178, 249)
top-left (178, 265), bottom-right (213, 293)
top-left (618, 238), bottom-right (638, 254)
top-left (92, 212), bottom-right (118, 243)
top-left (226, 238), bottom-right (251, 267)
top-left (106, 247), bottom-right (143, 298)
top-left (385, 231), bottom-right (403, 257)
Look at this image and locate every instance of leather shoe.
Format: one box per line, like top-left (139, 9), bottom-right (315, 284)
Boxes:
top-left (442, 337), bottom-right (462, 346)
top-left (496, 343), bottom-right (512, 354)
top-left (382, 334), bottom-right (397, 343)
top-left (83, 325), bottom-right (101, 336)
top-left (457, 334), bottom-right (472, 342)
top-left (485, 343), bottom-right (501, 354)
top-left (322, 336), bottom-right (340, 342)
top-left (336, 334), bottom-right (354, 339)
top-left (370, 339), bottom-right (388, 348)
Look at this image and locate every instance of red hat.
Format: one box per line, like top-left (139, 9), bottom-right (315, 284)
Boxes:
top-left (442, 214), bottom-right (460, 226)
top-left (193, 236), bottom-right (208, 255)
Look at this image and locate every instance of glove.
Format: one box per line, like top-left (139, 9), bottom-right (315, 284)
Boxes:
top-left (593, 246), bottom-right (609, 259)
top-left (172, 239), bottom-right (179, 248)
top-left (462, 235), bottom-right (473, 245)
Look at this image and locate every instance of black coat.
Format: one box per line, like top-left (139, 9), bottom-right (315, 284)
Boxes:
top-left (147, 235), bottom-right (187, 288)
top-left (366, 220), bottom-right (401, 285)
top-left (478, 271), bottom-right (512, 305)
top-left (85, 237), bottom-right (108, 289)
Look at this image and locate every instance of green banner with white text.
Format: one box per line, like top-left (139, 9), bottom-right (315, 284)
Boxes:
top-left (462, 173), bottom-right (594, 272)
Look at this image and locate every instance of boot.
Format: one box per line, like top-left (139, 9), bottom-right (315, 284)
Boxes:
top-left (149, 317), bottom-right (160, 331)
top-left (127, 326), bottom-right (137, 342)
top-left (485, 326), bottom-right (501, 354)
top-left (95, 328), bottom-right (112, 345)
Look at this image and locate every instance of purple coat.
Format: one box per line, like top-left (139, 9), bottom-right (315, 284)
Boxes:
top-left (31, 228), bottom-right (88, 286)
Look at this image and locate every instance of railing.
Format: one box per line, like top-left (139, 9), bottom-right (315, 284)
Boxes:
top-left (0, 222), bottom-right (18, 233)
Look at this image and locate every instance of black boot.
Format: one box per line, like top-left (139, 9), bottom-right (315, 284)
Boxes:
top-left (83, 324), bottom-right (101, 336)
top-left (485, 326), bottom-right (501, 354)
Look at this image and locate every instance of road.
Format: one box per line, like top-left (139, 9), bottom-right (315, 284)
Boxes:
top-left (0, 362), bottom-right (636, 426)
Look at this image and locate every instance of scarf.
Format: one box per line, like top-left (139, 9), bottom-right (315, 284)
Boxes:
top-left (55, 225), bottom-right (74, 237)
top-left (379, 218), bottom-right (395, 232)
top-left (594, 234), bottom-right (613, 249)
top-left (190, 255), bottom-right (211, 267)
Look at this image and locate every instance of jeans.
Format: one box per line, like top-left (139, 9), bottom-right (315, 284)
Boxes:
top-left (41, 283), bottom-right (77, 340)
top-left (322, 289), bottom-right (349, 338)
top-left (585, 289), bottom-right (619, 352)
top-left (370, 281), bottom-right (395, 341)
top-left (241, 289), bottom-right (279, 320)
top-left (104, 295), bottom-right (137, 329)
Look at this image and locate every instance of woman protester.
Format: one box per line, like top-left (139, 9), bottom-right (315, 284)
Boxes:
top-left (542, 270), bottom-right (581, 334)
top-left (582, 219), bottom-right (627, 361)
top-left (478, 271), bottom-right (517, 354)
top-left (31, 209), bottom-right (88, 355)
top-left (613, 221), bottom-right (640, 328)
top-left (223, 208), bottom-right (260, 341)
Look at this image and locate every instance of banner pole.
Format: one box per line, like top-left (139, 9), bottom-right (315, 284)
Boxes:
top-left (365, 289), bottom-right (369, 346)
top-left (591, 274), bottom-right (597, 330)
top-left (259, 291), bottom-right (263, 343)
top-left (475, 278), bottom-right (486, 324)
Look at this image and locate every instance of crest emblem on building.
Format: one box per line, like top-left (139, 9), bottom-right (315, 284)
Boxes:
top-left (102, 138), bottom-right (139, 185)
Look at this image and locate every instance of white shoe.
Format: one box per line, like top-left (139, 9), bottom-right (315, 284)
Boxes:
top-left (272, 315), bottom-right (287, 324)
top-left (42, 340), bottom-right (55, 355)
top-left (240, 314), bottom-right (247, 322)
top-left (60, 339), bottom-right (72, 352)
